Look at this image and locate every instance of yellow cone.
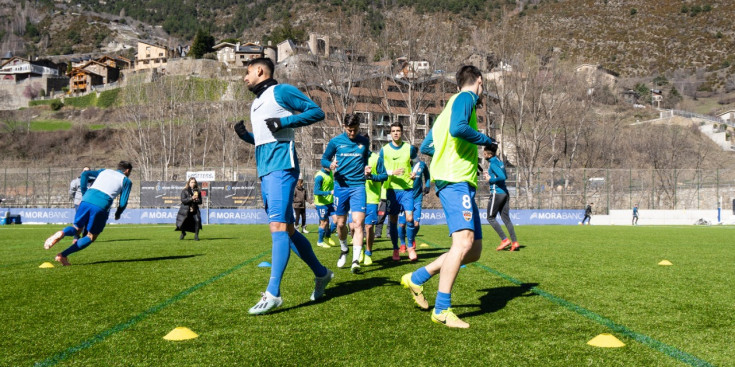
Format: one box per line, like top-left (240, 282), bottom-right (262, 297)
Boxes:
top-left (587, 333), bottom-right (625, 348)
top-left (163, 327), bottom-right (199, 341)
top-left (419, 243), bottom-right (429, 248)
top-left (658, 260), bottom-right (673, 266)
top-left (39, 262), bottom-right (54, 268)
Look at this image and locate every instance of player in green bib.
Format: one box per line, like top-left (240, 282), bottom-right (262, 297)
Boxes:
top-left (378, 122), bottom-right (419, 261)
top-left (363, 151), bottom-right (388, 265)
top-left (400, 65), bottom-right (496, 328)
top-left (314, 167), bottom-right (337, 248)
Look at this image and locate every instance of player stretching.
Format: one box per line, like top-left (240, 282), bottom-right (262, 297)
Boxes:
top-left (398, 160), bottom-right (430, 251)
top-left (484, 146), bottom-right (519, 251)
top-left (321, 114), bottom-right (372, 274)
top-left (314, 167), bottom-right (337, 248)
top-left (44, 161), bottom-right (133, 266)
top-left (233, 57), bottom-right (333, 315)
top-left (379, 122), bottom-right (419, 261)
top-left (400, 65), bottom-right (496, 328)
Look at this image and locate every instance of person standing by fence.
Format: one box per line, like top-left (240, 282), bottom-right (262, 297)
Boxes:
top-left (176, 177), bottom-right (202, 241)
top-left (293, 178), bottom-right (310, 233)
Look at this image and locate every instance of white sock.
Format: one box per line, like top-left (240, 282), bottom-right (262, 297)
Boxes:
top-left (340, 239), bottom-right (348, 252)
top-left (352, 245), bottom-right (362, 263)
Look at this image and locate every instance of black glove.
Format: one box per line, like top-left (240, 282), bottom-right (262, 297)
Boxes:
top-left (423, 186), bottom-right (430, 195)
top-left (265, 118), bottom-right (282, 133)
top-left (114, 208), bottom-right (122, 220)
top-left (233, 120), bottom-right (248, 137)
top-left (485, 141), bottom-right (498, 151)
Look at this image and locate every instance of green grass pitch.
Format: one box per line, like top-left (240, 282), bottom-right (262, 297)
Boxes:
top-left (1, 224), bottom-right (733, 366)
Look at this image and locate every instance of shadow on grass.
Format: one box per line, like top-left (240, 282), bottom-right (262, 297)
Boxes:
top-left (268, 276), bottom-right (399, 314)
top-left (360, 247), bottom-right (446, 273)
top-left (103, 238), bottom-right (149, 242)
top-left (456, 282), bottom-right (539, 318)
top-left (83, 254), bottom-right (203, 265)
top-left (176, 237), bottom-right (235, 241)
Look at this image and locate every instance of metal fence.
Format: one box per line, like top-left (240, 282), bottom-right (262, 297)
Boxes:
top-left (1, 167), bottom-right (734, 213)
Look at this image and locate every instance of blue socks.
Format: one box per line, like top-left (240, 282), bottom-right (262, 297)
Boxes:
top-left (289, 231), bottom-right (327, 278)
top-left (406, 221), bottom-right (415, 247)
top-left (397, 225), bottom-right (406, 245)
top-left (389, 221), bottom-right (398, 249)
top-left (329, 222), bottom-right (337, 235)
top-left (62, 226), bottom-right (77, 237)
top-left (411, 267), bottom-right (431, 286)
top-left (435, 292), bottom-right (451, 314)
top-left (318, 227), bottom-right (325, 243)
top-left (365, 250), bottom-right (372, 256)
top-left (266, 231), bottom-right (291, 297)
top-left (60, 236), bottom-right (92, 257)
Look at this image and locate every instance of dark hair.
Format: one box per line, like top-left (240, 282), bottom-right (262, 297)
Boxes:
top-left (456, 65), bottom-right (482, 89)
top-left (389, 122), bottom-right (403, 131)
top-left (117, 160), bottom-right (133, 171)
top-left (343, 113), bottom-right (361, 127)
top-left (247, 57), bottom-right (275, 77)
top-left (184, 177), bottom-right (199, 190)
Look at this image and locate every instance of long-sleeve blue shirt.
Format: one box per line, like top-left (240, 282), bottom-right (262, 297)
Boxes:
top-left (411, 161), bottom-right (430, 199)
top-left (80, 169), bottom-right (132, 216)
top-left (313, 169), bottom-right (332, 196)
top-left (235, 83), bottom-right (324, 178)
top-left (321, 133), bottom-right (371, 188)
top-left (487, 156), bottom-right (508, 195)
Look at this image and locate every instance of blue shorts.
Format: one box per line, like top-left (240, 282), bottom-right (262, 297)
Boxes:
top-left (398, 198), bottom-right (423, 224)
top-left (316, 204), bottom-right (335, 221)
top-left (365, 203), bottom-right (379, 225)
top-left (74, 201), bottom-right (109, 235)
top-left (334, 186), bottom-right (366, 216)
top-left (260, 169), bottom-right (297, 224)
top-left (386, 189), bottom-right (415, 216)
top-left (438, 182), bottom-right (482, 239)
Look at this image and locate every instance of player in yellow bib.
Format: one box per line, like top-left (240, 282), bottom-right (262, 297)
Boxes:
top-left (378, 122), bottom-right (419, 261)
top-left (314, 167), bottom-right (337, 248)
top-left (400, 65), bottom-right (497, 328)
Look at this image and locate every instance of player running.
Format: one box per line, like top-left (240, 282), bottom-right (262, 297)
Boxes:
top-left (233, 57), bottom-right (333, 315)
top-left (363, 151), bottom-right (388, 265)
top-left (400, 65), bottom-right (496, 328)
top-left (483, 146), bottom-right (519, 251)
top-left (397, 160), bottom-right (430, 252)
top-left (44, 161), bottom-right (133, 266)
top-left (378, 122), bottom-right (419, 261)
top-left (321, 114), bottom-right (372, 273)
top-left (314, 167), bottom-right (337, 248)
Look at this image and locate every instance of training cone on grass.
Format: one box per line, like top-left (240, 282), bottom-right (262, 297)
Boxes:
top-left (163, 327), bottom-right (199, 341)
top-left (419, 243), bottom-right (429, 248)
top-left (658, 260), bottom-right (673, 266)
top-left (257, 261), bottom-right (271, 268)
top-left (38, 262), bottom-right (54, 268)
top-left (587, 333), bottom-right (625, 348)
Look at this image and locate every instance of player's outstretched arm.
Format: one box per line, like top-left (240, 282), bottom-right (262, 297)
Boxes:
top-left (274, 84), bottom-right (325, 128)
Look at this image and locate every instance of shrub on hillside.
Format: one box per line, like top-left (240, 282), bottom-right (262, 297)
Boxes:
top-left (50, 100), bottom-right (64, 111)
top-left (64, 93), bottom-right (97, 108)
top-left (97, 89), bottom-right (120, 108)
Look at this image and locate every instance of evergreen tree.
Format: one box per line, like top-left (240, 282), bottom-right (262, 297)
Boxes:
top-left (190, 29), bottom-right (215, 59)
